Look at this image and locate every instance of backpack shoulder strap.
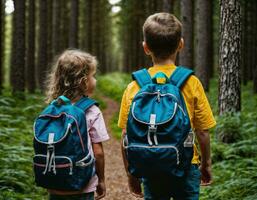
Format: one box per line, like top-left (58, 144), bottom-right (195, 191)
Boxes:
top-left (132, 68), bottom-right (152, 88)
top-left (74, 96), bottom-right (98, 111)
top-left (170, 66), bottom-right (194, 89)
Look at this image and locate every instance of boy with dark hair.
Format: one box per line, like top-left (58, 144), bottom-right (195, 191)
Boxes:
top-left (118, 13), bottom-right (216, 200)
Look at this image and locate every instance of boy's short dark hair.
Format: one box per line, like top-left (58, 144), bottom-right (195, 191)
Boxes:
top-left (143, 13), bottom-right (182, 60)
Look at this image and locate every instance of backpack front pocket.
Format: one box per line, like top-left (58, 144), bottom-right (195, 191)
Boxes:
top-left (33, 154), bottom-right (95, 190)
top-left (126, 144), bottom-right (183, 178)
top-left (33, 154), bottom-right (73, 176)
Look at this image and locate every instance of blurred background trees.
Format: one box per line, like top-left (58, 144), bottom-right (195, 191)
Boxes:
top-left (0, 0), bottom-right (256, 110)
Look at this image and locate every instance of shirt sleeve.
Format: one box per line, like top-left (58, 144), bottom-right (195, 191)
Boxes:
top-left (118, 87), bottom-right (130, 129)
top-left (87, 105), bottom-right (109, 143)
top-left (193, 79), bottom-right (216, 130)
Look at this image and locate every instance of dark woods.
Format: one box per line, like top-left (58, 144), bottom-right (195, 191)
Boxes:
top-left (0, 0), bottom-right (256, 108)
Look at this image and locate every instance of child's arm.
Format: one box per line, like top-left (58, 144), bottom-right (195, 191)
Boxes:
top-left (195, 129), bottom-right (212, 186)
top-left (121, 129), bottom-right (143, 198)
top-left (92, 142), bottom-right (106, 200)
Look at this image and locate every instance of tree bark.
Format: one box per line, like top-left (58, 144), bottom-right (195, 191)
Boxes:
top-left (69, 0), bottom-right (79, 48)
top-left (11, 0), bottom-right (25, 94)
top-left (162, 0), bottom-right (173, 13)
top-left (196, 0), bottom-right (212, 91)
top-left (253, 0), bottom-right (257, 93)
top-left (26, 0), bottom-right (36, 93)
top-left (219, 0), bottom-right (241, 115)
top-left (0, 0), bottom-right (4, 92)
top-left (47, 0), bottom-right (53, 62)
top-left (52, 0), bottom-right (61, 55)
top-left (180, 0), bottom-right (193, 69)
top-left (37, 0), bottom-right (48, 91)
top-left (86, 0), bottom-right (93, 52)
top-left (60, 0), bottom-right (69, 52)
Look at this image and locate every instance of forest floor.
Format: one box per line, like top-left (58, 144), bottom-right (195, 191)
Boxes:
top-left (101, 96), bottom-right (140, 200)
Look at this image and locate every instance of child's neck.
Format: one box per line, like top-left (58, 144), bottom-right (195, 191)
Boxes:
top-left (152, 54), bottom-right (177, 66)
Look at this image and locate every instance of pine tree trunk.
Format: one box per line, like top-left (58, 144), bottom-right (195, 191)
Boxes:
top-left (162, 0), bottom-right (172, 13)
top-left (0, 0), bottom-right (3, 92)
top-left (253, 0), bottom-right (257, 93)
top-left (180, 0), bottom-right (193, 69)
top-left (219, 0), bottom-right (241, 115)
top-left (69, 0), bottom-right (79, 48)
top-left (11, 0), bottom-right (25, 94)
top-left (47, 0), bottom-right (52, 62)
top-left (196, 0), bottom-right (212, 91)
top-left (86, 0), bottom-right (93, 52)
top-left (93, 0), bottom-right (100, 62)
top-left (10, 6), bottom-right (16, 88)
top-left (37, 0), bottom-right (48, 91)
top-left (26, 0), bottom-right (36, 93)
top-left (52, 0), bottom-right (61, 56)
top-left (60, 0), bottom-right (69, 52)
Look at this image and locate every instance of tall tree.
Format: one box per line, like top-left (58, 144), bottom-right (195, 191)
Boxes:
top-left (69, 0), bottom-right (79, 48)
top-left (162, 0), bottom-right (174, 13)
top-left (0, 0), bottom-right (4, 92)
top-left (180, 0), bottom-right (194, 68)
top-left (59, 0), bottom-right (69, 51)
top-left (52, 0), bottom-right (61, 56)
top-left (47, 0), bottom-right (53, 62)
top-left (26, 0), bottom-right (35, 93)
top-left (11, 0), bottom-right (25, 94)
top-left (85, 0), bottom-right (93, 52)
top-left (196, 0), bottom-right (212, 91)
top-left (37, 0), bottom-right (48, 90)
top-left (219, 0), bottom-right (241, 115)
top-left (253, 0), bottom-right (257, 93)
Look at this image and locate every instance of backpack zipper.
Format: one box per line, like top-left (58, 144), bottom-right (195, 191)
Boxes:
top-left (34, 113), bottom-right (85, 152)
top-left (34, 154), bottom-right (73, 175)
top-left (132, 101), bottom-right (178, 125)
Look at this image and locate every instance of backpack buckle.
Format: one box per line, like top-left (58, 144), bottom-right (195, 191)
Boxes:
top-left (148, 125), bottom-right (158, 146)
top-left (148, 125), bottom-right (157, 134)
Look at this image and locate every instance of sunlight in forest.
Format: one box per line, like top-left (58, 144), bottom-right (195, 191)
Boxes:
top-left (109, 0), bottom-right (121, 5)
top-left (112, 6), bottom-right (121, 13)
top-left (109, 0), bottom-right (121, 13)
top-left (5, 0), bottom-right (14, 14)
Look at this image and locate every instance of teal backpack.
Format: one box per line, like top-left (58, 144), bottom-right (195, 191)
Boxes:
top-left (124, 66), bottom-right (194, 178)
top-left (33, 96), bottom-right (97, 190)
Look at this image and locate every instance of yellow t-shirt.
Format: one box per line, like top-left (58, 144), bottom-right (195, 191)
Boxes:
top-left (118, 64), bottom-right (216, 164)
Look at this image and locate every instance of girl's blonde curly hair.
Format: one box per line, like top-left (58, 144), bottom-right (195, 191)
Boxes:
top-left (45, 50), bottom-right (97, 103)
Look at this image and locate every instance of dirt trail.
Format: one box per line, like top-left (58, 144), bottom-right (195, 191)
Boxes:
top-left (101, 96), bottom-right (140, 200)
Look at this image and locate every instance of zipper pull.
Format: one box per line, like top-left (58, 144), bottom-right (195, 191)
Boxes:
top-left (157, 90), bottom-right (161, 102)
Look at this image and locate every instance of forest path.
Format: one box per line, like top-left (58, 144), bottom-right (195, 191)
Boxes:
top-left (101, 96), bottom-right (140, 200)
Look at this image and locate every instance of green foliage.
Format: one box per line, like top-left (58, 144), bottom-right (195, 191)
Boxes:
top-left (97, 72), bottom-right (131, 102)
top-left (200, 80), bottom-right (257, 200)
top-left (110, 112), bottom-right (122, 140)
top-left (215, 113), bottom-right (243, 143)
top-left (0, 92), bottom-right (47, 200)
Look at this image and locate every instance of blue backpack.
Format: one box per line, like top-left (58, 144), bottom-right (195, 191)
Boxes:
top-left (33, 96), bottom-right (97, 190)
top-left (124, 66), bottom-right (194, 178)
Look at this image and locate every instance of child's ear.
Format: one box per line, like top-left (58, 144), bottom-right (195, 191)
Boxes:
top-left (177, 38), bottom-right (184, 52)
top-left (142, 41), bottom-right (151, 56)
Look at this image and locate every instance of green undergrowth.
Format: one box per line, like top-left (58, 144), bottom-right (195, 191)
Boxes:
top-left (97, 72), bottom-right (131, 102)
top-left (0, 91), bottom-right (47, 200)
top-left (97, 72), bottom-right (131, 139)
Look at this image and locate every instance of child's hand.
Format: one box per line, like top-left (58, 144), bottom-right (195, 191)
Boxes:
top-left (95, 180), bottom-right (106, 200)
top-left (200, 165), bottom-right (212, 186)
top-left (128, 174), bottom-right (144, 198)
